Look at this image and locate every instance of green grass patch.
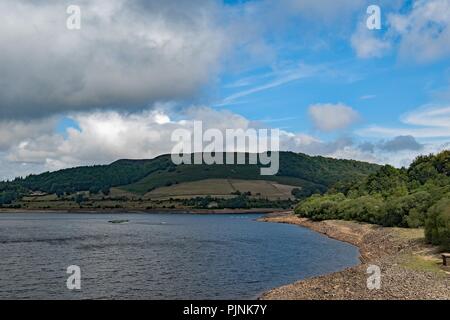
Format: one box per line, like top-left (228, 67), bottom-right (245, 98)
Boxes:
top-left (400, 254), bottom-right (446, 276)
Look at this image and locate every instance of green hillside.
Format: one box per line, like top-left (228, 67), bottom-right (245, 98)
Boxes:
top-left (118, 152), bottom-right (381, 195)
top-left (0, 152), bottom-right (380, 206)
top-left (120, 158), bottom-right (318, 195)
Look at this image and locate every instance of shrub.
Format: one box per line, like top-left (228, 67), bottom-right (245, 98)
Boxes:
top-left (425, 197), bottom-right (450, 250)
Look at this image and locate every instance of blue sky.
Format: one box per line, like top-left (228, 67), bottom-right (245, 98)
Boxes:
top-left (215, 52), bottom-right (445, 137)
top-left (209, 0), bottom-right (449, 142)
top-left (0, 0), bottom-right (449, 179)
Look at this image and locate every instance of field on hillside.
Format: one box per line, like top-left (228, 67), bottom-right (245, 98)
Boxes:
top-left (10, 179), bottom-right (297, 210)
top-left (117, 158), bottom-right (331, 195)
top-left (144, 179), bottom-right (297, 200)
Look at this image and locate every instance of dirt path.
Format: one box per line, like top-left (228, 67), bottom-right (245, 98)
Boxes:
top-left (259, 213), bottom-right (450, 300)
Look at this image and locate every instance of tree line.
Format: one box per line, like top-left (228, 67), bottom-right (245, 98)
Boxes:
top-left (295, 150), bottom-right (450, 250)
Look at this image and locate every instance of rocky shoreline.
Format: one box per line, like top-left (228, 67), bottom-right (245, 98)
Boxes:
top-left (259, 213), bottom-right (450, 300)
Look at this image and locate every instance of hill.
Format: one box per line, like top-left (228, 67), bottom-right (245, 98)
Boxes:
top-left (0, 152), bottom-right (380, 209)
top-left (118, 152), bottom-right (379, 195)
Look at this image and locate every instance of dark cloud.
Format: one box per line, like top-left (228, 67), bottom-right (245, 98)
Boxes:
top-left (356, 136), bottom-right (424, 153)
top-left (358, 142), bottom-right (375, 153)
top-left (0, 0), bottom-right (228, 119)
top-left (379, 135), bottom-right (423, 152)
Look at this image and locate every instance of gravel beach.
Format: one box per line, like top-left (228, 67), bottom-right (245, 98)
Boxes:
top-left (259, 213), bottom-right (450, 300)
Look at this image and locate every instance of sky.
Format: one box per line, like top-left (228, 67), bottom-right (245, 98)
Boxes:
top-left (0, 0), bottom-right (449, 180)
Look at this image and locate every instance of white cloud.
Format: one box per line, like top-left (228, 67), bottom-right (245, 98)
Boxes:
top-left (402, 105), bottom-right (450, 127)
top-left (349, 0), bottom-right (450, 62)
top-left (219, 63), bottom-right (319, 105)
top-left (351, 23), bottom-right (391, 58)
top-left (358, 105), bottom-right (450, 138)
top-left (366, 142), bottom-right (448, 168)
top-left (388, 0), bottom-right (450, 62)
top-left (308, 103), bottom-right (360, 132)
top-left (355, 104), bottom-right (450, 166)
top-left (360, 94), bottom-right (376, 100)
top-left (0, 118), bottom-right (59, 150)
top-left (3, 107), bottom-right (256, 174)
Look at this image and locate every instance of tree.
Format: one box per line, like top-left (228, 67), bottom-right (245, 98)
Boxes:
top-left (101, 187), bottom-right (110, 196)
top-left (89, 186), bottom-right (100, 195)
top-left (291, 188), bottom-right (311, 199)
top-left (74, 194), bottom-right (85, 206)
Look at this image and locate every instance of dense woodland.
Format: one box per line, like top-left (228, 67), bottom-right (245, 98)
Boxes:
top-left (295, 150), bottom-right (450, 250)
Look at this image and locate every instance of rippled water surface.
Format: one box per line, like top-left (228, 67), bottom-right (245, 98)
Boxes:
top-left (0, 213), bottom-right (359, 299)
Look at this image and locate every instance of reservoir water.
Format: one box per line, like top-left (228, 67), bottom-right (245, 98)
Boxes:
top-left (0, 213), bottom-right (359, 299)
